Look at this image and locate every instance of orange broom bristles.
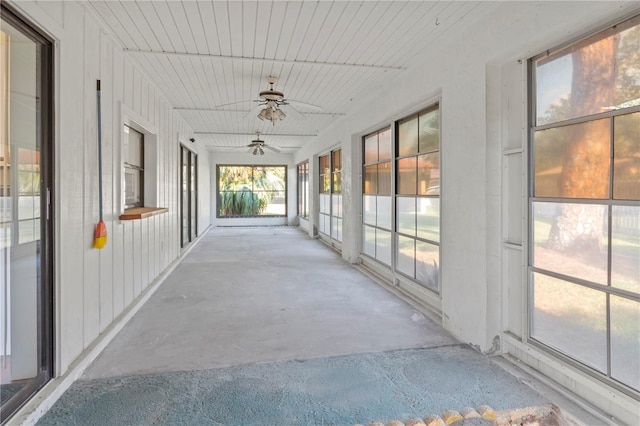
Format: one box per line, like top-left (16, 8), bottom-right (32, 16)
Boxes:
top-left (93, 220), bottom-right (107, 249)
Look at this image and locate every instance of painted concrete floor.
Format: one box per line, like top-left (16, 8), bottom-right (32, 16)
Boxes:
top-left (37, 227), bottom-right (597, 425)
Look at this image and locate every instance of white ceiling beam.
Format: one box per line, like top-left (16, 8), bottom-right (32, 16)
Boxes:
top-left (123, 49), bottom-right (406, 70)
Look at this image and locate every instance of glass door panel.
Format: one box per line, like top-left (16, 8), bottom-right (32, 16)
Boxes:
top-left (180, 147), bottom-right (189, 248)
top-left (190, 152), bottom-right (197, 241)
top-left (180, 146), bottom-right (197, 248)
top-left (1, 5), bottom-right (53, 422)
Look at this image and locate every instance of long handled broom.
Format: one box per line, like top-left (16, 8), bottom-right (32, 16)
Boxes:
top-left (93, 80), bottom-right (107, 249)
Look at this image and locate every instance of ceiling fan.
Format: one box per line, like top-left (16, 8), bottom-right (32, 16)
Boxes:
top-left (217, 76), bottom-right (324, 125)
top-left (247, 133), bottom-right (280, 155)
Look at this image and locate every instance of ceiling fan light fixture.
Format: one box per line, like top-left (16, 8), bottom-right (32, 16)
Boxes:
top-left (258, 105), bottom-right (285, 125)
top-left (258, 146), bottom-right (264, 155)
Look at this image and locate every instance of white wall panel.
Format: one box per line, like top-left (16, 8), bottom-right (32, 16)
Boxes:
top-left (112, 221), bottom-right (125, 319)
top-left (98, 31), bottom-right (114, 334)
top-left (122, 221), bottom-right (133, 308)
top-left (150, 215), bottom-right (157, 280)
top-left (34, 0), bottom-right (64, 28)
top-left (132, 212), bottom-right (142, 298)
top-left (140, 78), bottom-right (149, 122)
top-left (58, 3), bottom-right (86, 373)
top-left (111, 47), bottom-right (126, 321)
top-left (132, 68), bottom-right (142, 116)
top-left (7, 1), bottom-right (212, 375)
top-left (82, 12), bottom-right (101, 349)
top-left (123, 60), bottom-right (133, 110)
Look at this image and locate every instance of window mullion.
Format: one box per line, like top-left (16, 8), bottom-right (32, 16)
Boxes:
top-left (533, 105), bottom-right (640, 131)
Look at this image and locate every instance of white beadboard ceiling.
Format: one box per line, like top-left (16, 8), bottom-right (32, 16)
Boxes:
top-left (88, 1), bottom-right (486, 153)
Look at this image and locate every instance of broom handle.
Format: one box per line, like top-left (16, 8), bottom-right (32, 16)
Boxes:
top-left (97, 80), bottom-right (103, 222)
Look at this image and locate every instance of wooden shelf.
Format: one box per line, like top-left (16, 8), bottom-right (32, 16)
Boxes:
top-left (119, 207), bottom-right (168, 220)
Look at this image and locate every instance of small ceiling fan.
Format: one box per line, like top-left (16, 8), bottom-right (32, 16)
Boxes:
top-left (216, 76), bottom-right (324, 125)
top-left (247, 133), bottom-right (280, 155)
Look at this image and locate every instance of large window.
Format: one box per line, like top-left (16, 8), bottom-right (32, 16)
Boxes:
top-left (362, 106), bottom-right (441, 291)
top-left (217, 165), bottom-right (286, 217)
top-left (318, 149), bottom-right (343, 241)
top-left (529, 14), bottom-right (640, 392)
top-left (363, 128), bottom-right (392, 265)
top-left (396, 106), bottom-right (440, 291)
top-left (297, 161), bottom-right (309, 219)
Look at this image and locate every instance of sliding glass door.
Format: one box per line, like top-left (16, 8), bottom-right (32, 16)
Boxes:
top-left (1, 4), bottom-right (54, 423)
top-left (180, 145), bottom-right (197, 248)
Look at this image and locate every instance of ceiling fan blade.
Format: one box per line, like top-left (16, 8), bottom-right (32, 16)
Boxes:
top-left (263, 145), bottom-right (281, 153)
top-left (210, 99), bottom-right (256, 109)
top-left (286, 99), bottom-right (324, 112)
top-left (243, 102), bottom-right (264, 119)
top-left (211, 145), bottom-right (250, 151)
top-left (281, 104), bottom-right (306, 121)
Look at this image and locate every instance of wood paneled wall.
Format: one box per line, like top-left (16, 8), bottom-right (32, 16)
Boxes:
top-left (18, 1), bottom-right (211, 374)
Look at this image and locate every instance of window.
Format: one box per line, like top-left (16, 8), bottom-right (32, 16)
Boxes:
top-left (318, 149), bottom-right (343, 241)
top-left (396, 105), bottom-right (440, 291)
top-left (331, 150), bottom-right (343, 241)
top-left (297, 161), bottom-right (309, 219)
top-left (529, 15), bottom-right (640, 392)
top-left (123, 125), bottom-right (143, 209)
top-left (318, 154), bottom-right (330, 235)
top-left (119, 113), bottom-right (161, 217)
top-left (362, 128), bottom-right (392, 265)
top-left (217, 165), bottom-right (286, 217)
top-left (361, 105), bottom-right (441, 291)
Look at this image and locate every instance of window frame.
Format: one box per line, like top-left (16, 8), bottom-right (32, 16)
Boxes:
top-left (216, 164), bottom-right (288, 218)
top-left (297, 161), bottom-right (309, 219)
top-left (527, 13), bottom-right (640, 395)
top-left (120, 106), bottom-right (160, 214)
top-left (123, 124), bottom-right (144, 209)
top-left (318, 149), bottom-right (343, 242)
top-left (362, 127), bottom-right (393, 266)
top-left (394, 104), bottom-right (441, 292)
top-left (0, 2), bottom-right (55, 420)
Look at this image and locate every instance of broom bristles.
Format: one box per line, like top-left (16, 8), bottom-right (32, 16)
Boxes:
top-left (93, 220), bottom-right (107, 249)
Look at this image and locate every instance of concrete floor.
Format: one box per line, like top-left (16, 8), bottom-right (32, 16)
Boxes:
top-left (37, 227), bottom-right (603, 425)
top-left (84, 226), bottom-right (455, 379)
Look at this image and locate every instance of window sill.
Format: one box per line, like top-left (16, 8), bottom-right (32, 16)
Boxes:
top-left (119, 207), bottom-right (168, 220)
